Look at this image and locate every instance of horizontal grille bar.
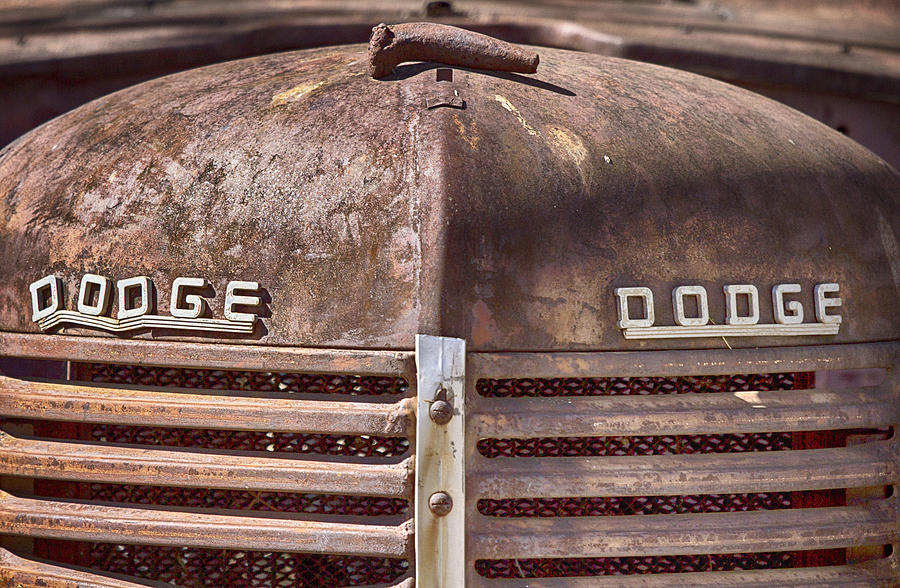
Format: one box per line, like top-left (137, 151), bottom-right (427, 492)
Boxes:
top-left (470, 497), bottom-right (898, 559)
top-left (0, 547), bottom-right (158, 587)
top-left (0, 431), bottom-right (413, 498)
top-left (468, 342), bottom-right (899, 378)
top-left (469, 558), bottom-right (897, 587)
top-left (470, 438), bottom-right (897, 498)
top-left (470, 385), bottom-right (897, 437)
top-left (0, 375), bottom-right (414, 435)
top-left (0, 491), bottom-right (412, 558)
top-left (0, 332), bottom-right (414, 376)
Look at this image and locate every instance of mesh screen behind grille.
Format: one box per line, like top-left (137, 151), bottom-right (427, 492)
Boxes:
top-left (474, 372), bottom-right (855, 578)
top-left (30, 362), bottom-right (411, 587)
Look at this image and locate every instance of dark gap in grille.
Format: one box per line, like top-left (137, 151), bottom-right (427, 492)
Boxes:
top-left (477, 372), bottom-right (811, 397)
top-left (80, 363), bottom-right (409, 396)
top-left (478, 492), bottom-right (795, 517)
top-left (30, 541), bottom-right (408, 587)
top-left (477, 432), bottom-right (801, 458)
top-left (24, 363), bottom-right (411, 586)
top-left (475, 551), bottom-right (833, 578)
top-left (86, 424), bottom-right (410, 457)
top-left (86, 484), bottom-right (409, 516)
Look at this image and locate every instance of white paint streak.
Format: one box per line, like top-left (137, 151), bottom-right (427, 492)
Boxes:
top-left (493, 94), bottom-right (537, 136)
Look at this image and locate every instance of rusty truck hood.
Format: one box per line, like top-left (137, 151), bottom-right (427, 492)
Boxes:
top-left (0, 42), bottom-right (898, 350)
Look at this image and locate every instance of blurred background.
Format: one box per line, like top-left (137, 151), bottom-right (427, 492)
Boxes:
top-left (1, 0), bottom-right (898, 169)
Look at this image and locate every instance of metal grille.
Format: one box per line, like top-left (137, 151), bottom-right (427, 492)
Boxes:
top-left (0, 340), bottom-right (416, 588)
top-left (24, 362), bottom-right (412, 586)
top-left (465, 344), bottom-right (899, 584)
top-left (474, 373), bottom-right (818, 576)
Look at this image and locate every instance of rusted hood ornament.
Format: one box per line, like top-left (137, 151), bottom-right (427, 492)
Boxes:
top-left (368, 22), bottom-right (539, 79)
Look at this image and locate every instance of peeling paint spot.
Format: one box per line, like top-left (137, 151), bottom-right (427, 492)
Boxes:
top-left (493, 94), bottom-right (537, 136)
top-left (271, 81), bottom-right (325, 106)
top-left (471, 300), bottom-right (503, 347)
top-left (453, 113), bottom-right (479, 150)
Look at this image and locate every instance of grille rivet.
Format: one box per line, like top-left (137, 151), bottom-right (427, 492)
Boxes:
top-left (429, 491), bottom-right (453, 516)
top-left (429, 399), bottom-right (453, 424)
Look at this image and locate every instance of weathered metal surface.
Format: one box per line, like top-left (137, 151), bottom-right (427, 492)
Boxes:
top-left (0, 40), bottom-right (897, 351)
top-left (0, 547), bottom-right (163, 588)
top-left (368, 22), bottom-right (538, 78)
top-left (0, 430), bottom-right (413, 497)
top-left (469, 385), bottom-right (898, 438)
top-left (0, 374), bottom-right (414, 435)
top-left (0, 0), bottom-right (898, 170)
top-left (469, 439), bottom-right (897, 498)
top-left (415, 335), bottom-right (466, 588)
top-left (467, 341), bottom-right (900, 378)
top-left (471, 558), bottom-right (898, 587)
top-left (0, 332), bottom-right (415, 376)
top-left (470, 496), bottom-right (899, 559)
top-left (0, 490), bottom-right (413, 557)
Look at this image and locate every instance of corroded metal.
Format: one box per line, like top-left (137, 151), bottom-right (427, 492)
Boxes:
top-left (0, 375), bottom-right (415, 435)
top-left (416, 335), bottom-right (466, 588)
top-left (0, 43), bottom-right (897, 351)
top-left (0, 430), bottom-right (414, 498)
top-left (469, 440), bottom-right (897, 498)
top-left (467, 341), bottom-right (900, 378)
top-left (428, 491), bottom-right (453, 516)
top-left (0, 547), bottom-right (156, 588)
top-left (470, 497), bottom-right (899, 559)
top-left (429, 398), bottom-right (453, 424)
top-left (463, 340), bottom-right (900, 584)
top-left (469, 385), bottom-right (899, 437)
top-left (368, 22), bottom-right (539, 78)
top-left (0, 490), bottom-right (413, 558)
top-left (0, 332), bottom-right (415, 376)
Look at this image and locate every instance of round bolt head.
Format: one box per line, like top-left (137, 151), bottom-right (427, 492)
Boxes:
top-left (429, 491), bottom-right (453, 516)
top-left (429, 399), bottom-right (453, 424)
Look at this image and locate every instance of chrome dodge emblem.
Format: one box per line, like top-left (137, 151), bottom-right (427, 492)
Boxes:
top-left (615, 283), bottom-right (842, 339)
top-left (29, 274), bottom-right (263, 335)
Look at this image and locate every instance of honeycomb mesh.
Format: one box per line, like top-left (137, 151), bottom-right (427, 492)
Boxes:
top-left (30, 362), bottom-right (411, 587)
top-left (478, 492), bottom-right (793, 517)
top-left (473, 372), bottom-right (850, 577)
top-left (90, 424), bottom-right (410, 457)
top-left (475, 552), bottom-right (795, 578)
top-left (476, 373), bottom-right (806, 397)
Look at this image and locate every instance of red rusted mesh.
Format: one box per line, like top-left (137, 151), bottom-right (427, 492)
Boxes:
top-left (474, 372), bottom-right (848, 577)
top-left (88, 484), bottom-right (408, 516)
top-left (30, 363), bottom-right (410, 587)
top-left (477, 432), bottom-right (792, 457)
top-left (479, 492), bottom-right (793, 517)
top-left (91, 424), bottom-right (409, 457)
top-left (43, 541), bottom-right (408, 587)
top-left (476, 373), bottom-right (806, 397)
top-left (475, 552), bottom-right (795, 578)
top-left (81, 363), bottom-right (408, 396)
